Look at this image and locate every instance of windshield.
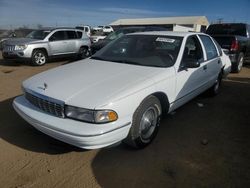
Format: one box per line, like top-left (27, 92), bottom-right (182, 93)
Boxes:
top-left (26, 30), bottom-right (51, 40)
top-left (91, 35), bottom-right (183, 68)
top-left (105, 30), bottom-right (124, 40)
top-left (0, 31), bottom-right (13, 38)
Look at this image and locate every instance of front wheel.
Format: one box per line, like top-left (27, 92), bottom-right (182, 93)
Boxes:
top-left (124, 95), bottom-right (162, 149)
top-left (31, 50), bottom-right (47, 66)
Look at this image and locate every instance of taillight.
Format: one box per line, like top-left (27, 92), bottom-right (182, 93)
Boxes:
top-left (230, 39), bottom-right (239, 51)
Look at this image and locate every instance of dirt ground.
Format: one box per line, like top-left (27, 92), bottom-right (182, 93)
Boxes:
top-left (0, 53), bottom-right (250, 188)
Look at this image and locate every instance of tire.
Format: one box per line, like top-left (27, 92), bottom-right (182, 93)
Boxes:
top-left (31, 49), bottom-right (47, 66)
top-left (232, 52), bottom-right (244, 73)
top-left (208, 72), bottom-right (222, 96)
top-left (78, 47), bottom-right (89, 59)
top-left (124, 95), bottom-right (162, 149)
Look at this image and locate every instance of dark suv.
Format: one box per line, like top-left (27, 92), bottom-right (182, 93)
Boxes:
top-left (91, 26), bottom-right (166, 54)
top-left (206, 23), bottom-right (250, 73)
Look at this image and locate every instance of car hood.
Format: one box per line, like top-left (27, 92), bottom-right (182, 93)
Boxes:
top-left (23, 59), bottom-right (167, 109)
top-left (5, 38), bottom-right (40, 45)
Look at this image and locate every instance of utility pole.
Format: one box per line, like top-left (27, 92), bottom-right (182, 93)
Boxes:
top-left (217, 18), bottom-right (223, 24)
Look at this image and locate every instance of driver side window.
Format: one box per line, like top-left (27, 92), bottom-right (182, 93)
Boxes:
top-left (180, 35), bottom-right (204, 70)
top-left (49, 31), bottom-right (66, 41)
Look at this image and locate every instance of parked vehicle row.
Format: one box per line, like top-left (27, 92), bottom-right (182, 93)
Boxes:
top-left (75, 25), bottom-right (91, 37)
top-left (1, 23), bottom-right (249, 71)
top-left (13, 31), bottom-right (231, 149)
top-left (2, 28), bottom-right (91, 66)
top-left (206, 23), bottom-right (250, 73)
top-left (92, 25), bottom-right (114, 33)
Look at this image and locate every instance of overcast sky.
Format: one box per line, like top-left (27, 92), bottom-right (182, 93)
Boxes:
top-left (0, 0), bottom-right (249, 29)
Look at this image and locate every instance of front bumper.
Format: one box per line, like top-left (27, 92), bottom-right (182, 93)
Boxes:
top-left (2, 47), bottom-right (32, 60)
top-left (2, 51), bottom-right (26, 60)
top-left (13, 96), bottom-right (131, 149)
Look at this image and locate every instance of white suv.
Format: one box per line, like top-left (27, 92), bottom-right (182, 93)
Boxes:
top-left (2, 28), bottom-right (91, 66)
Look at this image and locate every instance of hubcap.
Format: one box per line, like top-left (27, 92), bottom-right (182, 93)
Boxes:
top-left (34, 52), bottom-right (46, 65)
top-left (80, 48), bottom-right (88, 58)
top-left (140, 106), bottom-right (158, 140)
top-left (238, 56), bottom-right (243, 71)
top-left (214, 79), bottom-right (219, 92)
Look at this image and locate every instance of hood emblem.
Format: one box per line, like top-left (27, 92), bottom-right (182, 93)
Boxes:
top-left (38, 83), bottom-right (48, 90)
top-left (43, 83), bottom-right (48, 90)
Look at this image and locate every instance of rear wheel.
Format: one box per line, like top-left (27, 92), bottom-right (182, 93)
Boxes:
top-left (208, 72), bottom-right (222, 96)
top-left (232, 52), bottom-right (244, 73)
top-left (78, 47), bottom-right (89, 59)
top-left (31, 50), bottom-right (47, 66)
top-left (124, 95), bottom-right (162, 149)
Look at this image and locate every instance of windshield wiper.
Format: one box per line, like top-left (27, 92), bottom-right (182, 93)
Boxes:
top-left (111, 59), bottom-right (142, 66)
top-left (90, 56), bottom-right (108, 61)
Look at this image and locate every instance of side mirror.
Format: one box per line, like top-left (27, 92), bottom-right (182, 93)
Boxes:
top-left (185, 58), bottom-right (200, 68)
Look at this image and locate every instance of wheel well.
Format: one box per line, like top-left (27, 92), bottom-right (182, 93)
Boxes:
top-left (80, 46), bottom-right (89, 50)
top-left (152, 92), bottom-right (169, 115)
top-left (240, 46), bottom-right (246, 54)
top-left (33, 48), bottom-right (48, 57)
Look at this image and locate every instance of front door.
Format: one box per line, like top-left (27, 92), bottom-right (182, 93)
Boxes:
top-left (173, 35), bottom-right (207, 110)
top-left (48, 31), bottom-right (68, 55)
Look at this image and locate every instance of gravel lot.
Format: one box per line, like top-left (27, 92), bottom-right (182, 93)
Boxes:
top-left (0, 53), bottom-right (250, 188)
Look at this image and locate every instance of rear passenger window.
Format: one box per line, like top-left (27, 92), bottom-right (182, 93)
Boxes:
top-left (77, 31), bottom-right (83, 39)
top-left (199, 35), bottom-right (218, 60)
top-left (66, 31), bottom-right (77, 39)
top-left (212, 38), bottom-right (222, 56)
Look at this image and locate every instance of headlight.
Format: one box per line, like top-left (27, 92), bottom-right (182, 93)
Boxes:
top-left (15, 44), bottom-right (28, 51)
top-left (65, 106), bottom-right (118, 123)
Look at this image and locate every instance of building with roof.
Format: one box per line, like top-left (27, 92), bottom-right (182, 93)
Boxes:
top-left (109, 16), bottom-right (209, 32)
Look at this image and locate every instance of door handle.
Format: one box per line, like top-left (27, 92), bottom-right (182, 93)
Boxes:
top-left (203, 65), bottom-right (207, 70)
top-left (218, 60), bottom-right (221, 64)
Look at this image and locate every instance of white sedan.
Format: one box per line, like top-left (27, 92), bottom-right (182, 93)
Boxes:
top-left (13, 32), bottom-right (231, 149)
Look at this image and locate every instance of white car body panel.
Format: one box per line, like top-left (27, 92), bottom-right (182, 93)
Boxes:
top-left (13, 31), bottom-right (230, 149)
top-left (221, 50), bottom-right (232, 77)
top-left (23, 59), bottom-right (166, 109)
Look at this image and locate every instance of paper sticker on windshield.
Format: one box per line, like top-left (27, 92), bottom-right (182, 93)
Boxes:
top-left (156, 37), bottom-right (175, 43)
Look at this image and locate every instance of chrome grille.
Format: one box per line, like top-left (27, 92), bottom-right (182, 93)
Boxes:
top-left (4, 45), bottom-right (15, 51)
top-left (25, 92), bottom-right (64, 118)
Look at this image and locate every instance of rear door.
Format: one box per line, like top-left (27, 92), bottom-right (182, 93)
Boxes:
top-left (198, 35), bottom-right (221, 85)
top-left (65, 30), bottom-right (78, 53)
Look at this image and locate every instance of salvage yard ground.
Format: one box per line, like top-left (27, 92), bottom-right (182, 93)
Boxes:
top-left (0, 52), bottom-right (250, 188)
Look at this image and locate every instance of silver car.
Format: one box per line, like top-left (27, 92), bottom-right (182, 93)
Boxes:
top-left (2, 28), bottom-right (91, 66)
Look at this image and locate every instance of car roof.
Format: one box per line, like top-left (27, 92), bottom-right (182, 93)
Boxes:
top-left (37, 27), bottom-right (83, 32)
top-left (127, 31), bottom-right (207, 37)
top-left (117, 26), bottom-right (164, 30)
